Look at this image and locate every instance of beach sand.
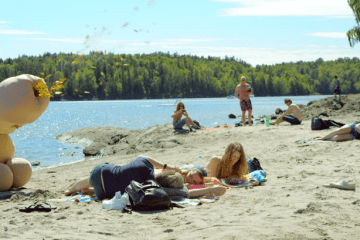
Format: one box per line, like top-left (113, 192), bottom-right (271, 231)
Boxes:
top-left (1, 96), bottom-right (360, 239)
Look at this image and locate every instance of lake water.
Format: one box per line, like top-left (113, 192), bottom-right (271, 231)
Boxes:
top-left (9, 95), bottom-right (330, 170)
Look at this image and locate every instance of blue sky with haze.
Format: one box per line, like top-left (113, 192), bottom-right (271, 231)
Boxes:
top-left (0, 0), bottom-right (359, 66)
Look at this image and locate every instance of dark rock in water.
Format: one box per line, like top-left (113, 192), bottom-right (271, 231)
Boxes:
top-left (83, 143), bottom-right (107, 156)
top-left (31, 161), bottom-right (40, 166)
top-left (228, 114), bottom-right (237, 119)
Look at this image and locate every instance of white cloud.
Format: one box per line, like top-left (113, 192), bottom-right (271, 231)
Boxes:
top-left (0, 21), bottom-right (9, 24)
top-left (0, 29), bottom-right (46, 35)
top-left (306, 32), bottom-right (347, 38)
top-left (214, 0), bottom-right (353, 17)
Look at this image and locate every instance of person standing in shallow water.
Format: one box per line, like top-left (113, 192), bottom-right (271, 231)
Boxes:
top-left (234, 76), bottom-right (253, 126)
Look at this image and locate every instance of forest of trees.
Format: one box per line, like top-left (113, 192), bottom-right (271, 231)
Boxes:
top-left (0, 52), bottom-right (359, 100)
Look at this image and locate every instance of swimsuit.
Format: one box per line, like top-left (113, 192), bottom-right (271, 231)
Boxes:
top-left (173, 119), bottom-right (186, 130)
top-left (281, 115), bottom-right (301, 125)
top-left (240, 99), bottom-right (252, 111)
top-left (349, 123), bottom-right (360, 140)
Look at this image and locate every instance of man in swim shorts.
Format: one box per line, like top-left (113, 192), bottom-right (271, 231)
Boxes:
top-left (234, 76), bottom-right (253, 126)
top-left (270, 98), bottom-right (302, 125)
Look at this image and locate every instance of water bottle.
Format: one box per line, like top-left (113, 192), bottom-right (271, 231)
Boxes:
top-left (265, 117), bottom-right (269, 127)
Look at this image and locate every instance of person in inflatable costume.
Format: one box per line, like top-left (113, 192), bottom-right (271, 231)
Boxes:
top-left (0, 74), bottom-right (52, 191)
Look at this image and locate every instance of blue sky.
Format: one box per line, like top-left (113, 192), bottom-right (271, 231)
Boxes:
top-left (0, 0), bottom-right (359, 66)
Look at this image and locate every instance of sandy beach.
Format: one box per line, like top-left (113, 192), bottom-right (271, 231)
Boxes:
top-left (1, 95), bottom-right (360, 240)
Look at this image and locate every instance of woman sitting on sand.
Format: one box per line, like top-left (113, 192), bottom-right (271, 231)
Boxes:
top-left (172, 101), bottom-right (200, 132)
top-left (65, 156), bottom-right (226, 199)
top-left (205, 142), bottom-right (248, 184)
top-left (320, 122), bottom-right (360, 142)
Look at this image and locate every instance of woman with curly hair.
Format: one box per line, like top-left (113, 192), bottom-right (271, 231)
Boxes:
top-left (205, 142), bottom-right (248, 184)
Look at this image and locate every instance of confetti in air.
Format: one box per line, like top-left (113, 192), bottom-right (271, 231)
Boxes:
top-left (147, 0), bottom-right (157, 7)
top-left (120, 22), bottom-right (130, 28)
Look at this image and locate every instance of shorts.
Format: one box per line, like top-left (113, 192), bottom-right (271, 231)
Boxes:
top-left (240, 99), bottom-right (252, 111)
top-left (173, 119), bottom-right (186, 130)
top-left (89, 163), bottom-right (108, 200)
top-left (333, 87), bottom-right (341, 94)
top-left (349, 123), bottom-right (360, 140)
top-left (281, 115), bottom-right (301, 125)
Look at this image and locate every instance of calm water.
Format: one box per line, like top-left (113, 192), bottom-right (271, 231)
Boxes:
top-left (10, 95), bottom-right (330, 169)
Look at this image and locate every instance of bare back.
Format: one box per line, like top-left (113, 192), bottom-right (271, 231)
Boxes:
top-left (288, 104), bottom-right (302, 121)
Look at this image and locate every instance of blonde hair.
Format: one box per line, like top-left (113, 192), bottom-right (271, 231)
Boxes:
top-left (218, 142), bottom-right (248, 179)
top-left (175, 101), bottom-right (185, 112)
top-left (155, 170), bottom-right (184, 189)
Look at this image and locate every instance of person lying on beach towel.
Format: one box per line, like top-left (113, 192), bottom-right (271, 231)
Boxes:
top-left (155, 169), bottom-right (226, 198)
top-left (65, 155), bottom-right (226, 199)
top-left (270, 98), bottom-right (302, 125)
top-left (319, 122), bottom-right (360, 142)
top-left (205, 142), bottom-right (249, 185)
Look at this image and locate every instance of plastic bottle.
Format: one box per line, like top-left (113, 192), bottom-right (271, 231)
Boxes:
top-left (265, 117), bottom-right (269, 127)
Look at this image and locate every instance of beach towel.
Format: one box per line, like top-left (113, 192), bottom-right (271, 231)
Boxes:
top-left (48, 194), bottom-right (98, 202)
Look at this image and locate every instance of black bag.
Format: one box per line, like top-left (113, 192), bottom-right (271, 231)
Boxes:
top-left (193, 120), bottom-right (200, 127)
top-left (311, 117), bottom-right (326, 130)
top-left (247, 156), bottom-right (263, 173)
top-left (311, 117), bottom-right (345, 130)
top-left (123, 179), bottom-right (173, 213)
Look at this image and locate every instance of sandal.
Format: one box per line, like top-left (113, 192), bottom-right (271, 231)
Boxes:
top-left (19, 202), bottom-right (57, 213)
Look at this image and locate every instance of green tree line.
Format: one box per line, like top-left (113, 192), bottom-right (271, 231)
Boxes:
top-left (0, 52), bottom-right (359, 100)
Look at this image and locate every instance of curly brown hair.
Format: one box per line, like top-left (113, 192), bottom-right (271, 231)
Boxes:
top-left (217, 142), bottom-right (248, 179)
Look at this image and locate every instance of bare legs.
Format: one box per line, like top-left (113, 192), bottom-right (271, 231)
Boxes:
top-left (248, 109), bottom-right (252, 126)
top-left (270, 116), bottom-right (285, 125)
top-left (242, 110), bottom-right (252, 126)
top-left (65, 177), bottom-right (92, 196)
top-left (321, 125), bottom-right (353, 142)
top-left (184, 117), bottom-right (199, 129)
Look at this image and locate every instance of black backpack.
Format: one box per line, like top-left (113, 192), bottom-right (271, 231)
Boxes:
top-left (247, 156), bottom-right (263, 173)
top-left (311, 117), bottom-right (345, 130)
top-left (123, 179), bottom-right (173, 213)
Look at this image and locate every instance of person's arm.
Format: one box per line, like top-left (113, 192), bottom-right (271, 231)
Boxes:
top-left (188, 186), bottom-right (226, 198)
top-left (279, 106), bottom-right (293, 119)
top-left (139, 155), bottom-right (181, 173)
top-left (234, 87), bottom-right (241, 100)
top-left (171, 110), bottom-right (182, 118)
top-left (65, 177), bottom-right (91, 196)
top-left (205, 157), bottom-right (221, 178)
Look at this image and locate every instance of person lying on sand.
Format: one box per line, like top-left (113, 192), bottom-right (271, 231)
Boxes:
top-left (205, 142), bottom-right (248, 185)
top-left (270, 98), bottom-right (302, 125)
top-left (320, 122), bottom-right (360, 142)
top-left (172, 101), bottom-right (200, 132)
top-left (65, 156), bottom-right (226, 199)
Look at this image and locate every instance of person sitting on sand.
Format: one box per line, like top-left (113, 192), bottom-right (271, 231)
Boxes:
top-left (270, 98), bottom-right (302, 125)
top-left (320, 122), bottom-right (360, 142)
top-left (205, 142), bottom-right (248, 185)
top-left (65, 156), bottom-right (226, 199)
top-left (172, 101), bottom-right (200, 132)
